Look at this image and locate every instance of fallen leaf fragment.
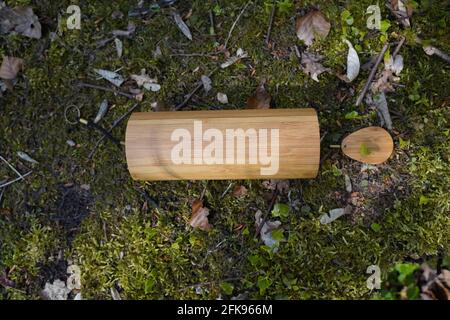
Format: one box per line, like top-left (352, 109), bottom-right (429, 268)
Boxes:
top-left (391, 0), bottom-right (411, 28)
top-left (344, 40), bottom-right (360, 82)
top-left (115, 38), bottom-right (123, 58)
top-left (94, 99), bottom-right (109, 124)
top-left (17, 151), bottom-right (38, 164)
top-left (0, 6), bottom-right (42, 39)
top-left (41, 280), bottom-right (71, 300)
top-left (112, 22), bottom-right (136, 37)
top-left (320, 207), bottom-right (349, 224)
top-left (217, 92), bottom-right (228, 104)
top-left (247, 81), bottom-right (271, 109)
top-left (172, 11), bottom-right (192, 41)
top-left (201, 75), bottom-right (212, 93)
top-left (300, 51), bottom-right (330, 82)
top-left (131, 69), bottom-right (161, 92)
top-left (94, 69), bottom-right (125, 87)
top-left (220, 48), bottom-right (248, 69)
top-left (232, 185), bottom-right (248, 198)
top-left (0, 56), bottom-right (23, 80)
top-left (366, 92), bottom-right (393, 130)
top-left (255, 210), bottom-right (282, 251)
top-left (189, 199), bottom-right (212, 231)
top-left (296, 10), bottom-right (331, 46)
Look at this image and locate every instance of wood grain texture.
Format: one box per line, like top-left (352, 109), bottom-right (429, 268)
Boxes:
top-left (341, 127), bottom-right (394, 164)
top-left (126, 109), bottom-right (320, 181)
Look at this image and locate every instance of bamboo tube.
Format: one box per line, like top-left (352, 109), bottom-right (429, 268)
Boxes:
top-left (125, 109), bottom-right (320, 181)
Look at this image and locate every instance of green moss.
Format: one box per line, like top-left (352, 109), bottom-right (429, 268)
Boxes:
top-left (0, 0), bottom-right (449, 300)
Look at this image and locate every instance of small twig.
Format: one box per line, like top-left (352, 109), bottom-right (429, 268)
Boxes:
top-left (224, 1), bottom-right (252, 49)
top-left (0, 188), bottom-right (5, 206)
top-left (88, 103), bottom-right (140, 159)
top-left (173, 67), bottom-right (219, 111)
top-left (0, 156), bottom-right (24, 180)
top-left (355, 42), bottom-right (390, 106)
top-left (220, 182), bottom-right (234, 199)
top-left (423, 45), bottom-right (450, 63)
top-left (0, 171), bottom-right (32, 189)
top-left (254, 185), bottom-right (279, 238)
top-left (74, 81), bottom-right (136, 99)
top-left (79, 118), bottom-right (122, 147)
top-left (265, 0), bottom-right (276, 46)
top-left (392, 36), bottom-right (406, 58)
top-left (209, 9), bottom-right (216, 36)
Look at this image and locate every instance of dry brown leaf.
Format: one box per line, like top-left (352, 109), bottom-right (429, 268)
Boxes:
top-left (0, 6), bottom-right (42, 39)
top-left (0, 56), bottom-right (23, 80)
top-left (247, 81), bottom-right (271, 109)
top-left (391, 0), bottom-right (411, 28)
top-left (421, 269), bottom-right (450, 300)
top-left (296, 10), bottom-right (331, 46)
top-left (262, 179), bottom-right (289, 194)
top-left (300, 51), bottom-right (330, 82)
top-left (232, 185), bottom-right (248, 198)
top-left (189, 199), bottom-right (212, 231)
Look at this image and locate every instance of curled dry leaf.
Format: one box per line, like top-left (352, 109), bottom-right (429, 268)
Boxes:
top-left (115, 38), bottom-right (123, 58)
top-left (217, 92), bottom-right (229, 104)
top-left (94, 99), bottom-right (109, 124)
top-left (300, 51), bottom-right (330, 82)
top-left (172, 11), bottom-right (192, 41)
top-left (189, 199), bottom-right (212, 231)
top-left (0, 6), bottom-right (42, 39)
top-left (247, 81), bottom-right (271, 109)
top-left (344, 40), bottom-right (360, 82)
top-left (17, 151), bottom-right (38, 164)
top-left (386, 55), bottom-right (404, 76)
top-left (0, 56), bottom-right (23, 80)
top-left (201, 75), bottom-right (212, 93)
top-left (255, 210), bottom-right (282, 251)
top-left (296, 10), bottom-right (331, 46)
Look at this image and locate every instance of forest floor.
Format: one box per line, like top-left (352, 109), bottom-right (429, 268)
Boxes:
top-left (0, 0), bottom-right (449, 300)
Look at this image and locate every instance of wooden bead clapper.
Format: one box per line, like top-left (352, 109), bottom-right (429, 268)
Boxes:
top-left (125, 109), bottom-right (320, 181)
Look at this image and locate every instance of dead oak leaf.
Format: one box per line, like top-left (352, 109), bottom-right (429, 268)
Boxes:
top-left (0, 56), bottom-right (23, 80)
top-left (189, 199), bottom-right (212, 231)
top-left (296, 10), bottom-right (331, 46)
top-left (247, 81), bottom-right (271, 109)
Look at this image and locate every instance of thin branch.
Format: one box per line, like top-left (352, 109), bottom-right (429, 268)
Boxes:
top-left (0, 171), bottom-right (32, 189)
top-left (74, 81), bottom-right (136, 100)
top-left (355, 42), bottom-right (390, 106)
top-left (173, 67), bottom-right (219, 111)
top-left (254, 185), bottom-right (279, 238)
top-left (265, 0), bottom-right (276, 46)
top-left (224, 1), bottom-right (252, 49)
top-left (0, 156), bottom-right (24, 180)
top-left (88, 103), bottom-right (140, 159)
top-left (392, 36), bottom-right (406, 58)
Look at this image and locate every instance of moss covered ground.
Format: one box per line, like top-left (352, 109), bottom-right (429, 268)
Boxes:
top-left (0, 0), bottom-right (449, 299)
